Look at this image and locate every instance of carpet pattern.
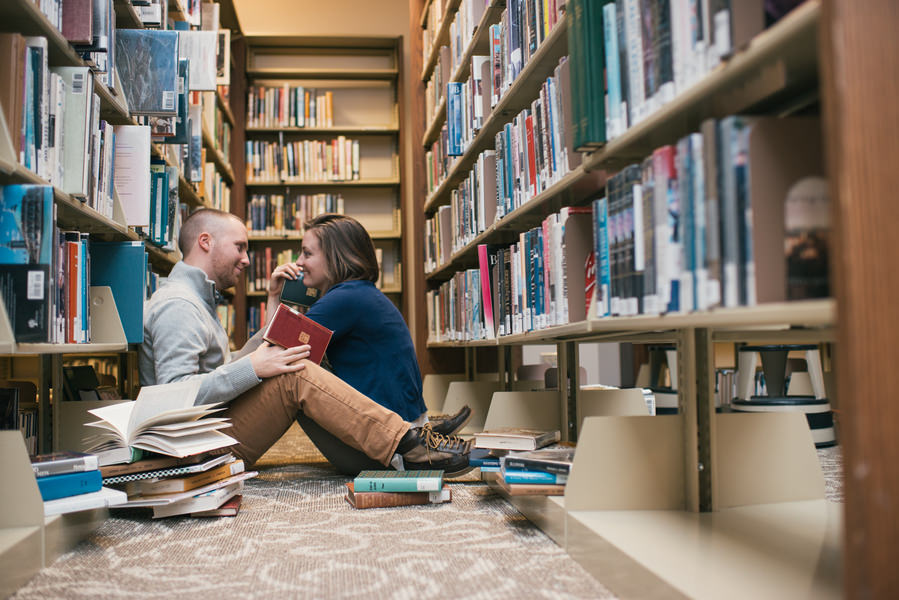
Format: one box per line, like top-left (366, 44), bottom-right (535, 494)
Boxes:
top-left (12, 425), bottom-right (616, 599)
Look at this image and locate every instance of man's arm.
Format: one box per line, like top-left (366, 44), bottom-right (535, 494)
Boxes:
top-left (147, 299), bottom-right (260, 405)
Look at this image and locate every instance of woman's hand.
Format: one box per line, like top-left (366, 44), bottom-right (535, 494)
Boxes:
top-left (250, 342), bottom-right (312, 379)
top-left (267, 262), bottom-right (302, 299)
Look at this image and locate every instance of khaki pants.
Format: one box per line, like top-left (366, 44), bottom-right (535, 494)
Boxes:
top-left (220, 360), bottom-right (408, 467)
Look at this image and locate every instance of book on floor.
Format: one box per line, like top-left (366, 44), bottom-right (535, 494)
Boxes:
top-left (191, 493), bottom-right (242, 517)
top-left (344, 482), bottom-right (451, 509)
top-left (353, 470), bottom-right (444, 493)
top-left (152, 480), bottom-right (243, 518)
top-left (43, 486), bottom-right (128, 517)
top-left (101, 452), bottom-right (232, 483)
top-left (36, 469), bottom-right (103, 501)
top-left (125, 458), bottom-right (244, 496)
top-left (83, 379), bottom-right (237, 466)
top-left (500, 447), bottom-right (576, 476)
top-left (31, 450), bottom-right (99, 477)
top-left (495, 478), bottom-right (566, 497)
top-left (500, 469), bottom-right (568, 486)
top-left (121, 470), bottom-right (256, 507)
top-left (473, 428), bottom-right (561, 451)
top-left (263, 302), bottom-right (332, 364)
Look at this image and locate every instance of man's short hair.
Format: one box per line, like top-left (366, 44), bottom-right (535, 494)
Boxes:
top-left (178, 208), bottom-right (242, 257)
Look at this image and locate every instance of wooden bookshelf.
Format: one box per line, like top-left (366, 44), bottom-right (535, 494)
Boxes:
top-left (421, 0), bottom-right (505, 149)
top-left (202, 125), bottom-right (235, 185)
top-left (238, 37), bottom-right (407, 341)
top-left (420, 0), bottom-right (463, 82)
top-left (423, 17), bottom-right (568, 213)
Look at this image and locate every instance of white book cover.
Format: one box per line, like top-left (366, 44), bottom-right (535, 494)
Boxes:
top-left (43, 486), bottom-right (128, 517)
top-left (48, 73), bottom-right (65, 188)
top-left (52, 66), bottom-right (94, 198)
top-left (200, 1), bottom-right (220, 31)
top-left (178, 31), bottom-right (217, 91)
top-left (112, 125), bottom-right (151, 226)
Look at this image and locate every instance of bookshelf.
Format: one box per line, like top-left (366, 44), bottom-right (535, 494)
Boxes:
top-left (235, 36), bottom-right (406, 342)
top-left (0, 0), bottom-right (239, 589)
top-left (410, 0), bottom-right (897, 596)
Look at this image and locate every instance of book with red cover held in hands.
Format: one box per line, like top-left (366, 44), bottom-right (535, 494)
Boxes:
top-left (262, 303), bottom-right (333, 364)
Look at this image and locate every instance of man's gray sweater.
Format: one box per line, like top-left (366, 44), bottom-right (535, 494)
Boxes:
top-left (139, 261), bottom-right (262, 405)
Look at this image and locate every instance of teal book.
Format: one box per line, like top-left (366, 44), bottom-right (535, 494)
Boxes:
top-left (501, 469), bottom-right (568, 485)
top-left (89, 241), bottom-right (147, 344)
top-left (36, 469), bottom-right (102, 501)
top-left (353, 470), bottom-right (444, 493)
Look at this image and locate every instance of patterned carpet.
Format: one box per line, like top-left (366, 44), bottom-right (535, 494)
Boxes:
top-left (11, 425), bottom-right (616, 600)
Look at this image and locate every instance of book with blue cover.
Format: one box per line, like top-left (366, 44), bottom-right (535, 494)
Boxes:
top-left (0, 184), bottom-right (54, 342)
top-left (354, 470), bottom-right (444, 493)
top-left (36, 469), bottom-right (103, 501)
top-left (88, 241), bottom-right (147, 344)
top-left (446, 82), bottom-right (464, 156)
top-left (115, 29), bottom-right (179, 116)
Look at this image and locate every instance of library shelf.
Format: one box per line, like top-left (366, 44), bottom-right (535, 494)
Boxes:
top-left (246, 177), bottom-right (401, 188)
top-left (581, 0), bottom-right (819, 173)
top-left (202, 126), bottom-right (235, 185)
top-left (113, 0), bottom-right (143, 29)
top-left (422, 96), bottom-right (446, 148)
top-left (246, 68), bottom-right (398, 81)
top-left (426, 299), bottom-right (835, 348)
top-left (247, 228), bottom-right (401, 242)
top-left (246, 126), bottom-right (400, 135)
top-left (424, 164), bottom-right (603, 283)
top-left (419, 0), bottom-right (434, 27)
top-left (421, 0), bottom-right (506, 149)
top-left (420, 0), bottom-right (463, 82)
top-left (216, 89), bottom-right (236, 128)
top-left (423, 16), bottom-right (569, 213)
top-left (0, 432), bottom-right (44, 599)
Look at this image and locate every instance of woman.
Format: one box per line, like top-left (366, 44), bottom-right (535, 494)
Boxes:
top-left (269, 214), bottom-right (469, 473)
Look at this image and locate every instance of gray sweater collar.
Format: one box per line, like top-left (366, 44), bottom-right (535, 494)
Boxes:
top-left (164, 262), bottom-right (218, 310)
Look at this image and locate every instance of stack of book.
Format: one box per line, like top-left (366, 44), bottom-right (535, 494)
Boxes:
top-left (345, 470), bottom-right (451, 509)
top-left (497, 447), bottom-right (575, 497)
top-left (473, 428), bottom-right (568, 496)
top-left (103, 452), bottom-right (254, 518)
top-left (30, 451), bottom-right (127, 516)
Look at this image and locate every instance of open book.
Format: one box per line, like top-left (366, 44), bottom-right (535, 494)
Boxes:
top-left (84, 380), bottom-right (237, 465)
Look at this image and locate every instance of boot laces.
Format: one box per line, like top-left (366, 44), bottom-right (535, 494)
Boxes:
top-left (419, 422), bottom-right (470, 457)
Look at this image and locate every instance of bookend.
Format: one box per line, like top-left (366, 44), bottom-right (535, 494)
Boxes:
top-left (0, 431), bottom-right (44, 597)
top-left (577, 388), bottom-right (651, 429)
top-left (440, 381), bottom-right (501, 435)
top-left (422, 373), bottom-right (466, 415)
top-left (481, 391), bottom-right (563, 433)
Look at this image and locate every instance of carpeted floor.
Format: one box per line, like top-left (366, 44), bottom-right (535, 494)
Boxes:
top-left (11, 425), bottom-right (617, 599)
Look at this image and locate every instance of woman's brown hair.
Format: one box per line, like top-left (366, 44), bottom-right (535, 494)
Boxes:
top-left (304, 214), bottom-right (379, 285)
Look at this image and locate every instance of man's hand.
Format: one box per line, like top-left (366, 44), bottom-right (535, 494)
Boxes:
top-left (250, 342), bottom-right (311, 379)
top-left (267, 262), bottom-right (302, 299)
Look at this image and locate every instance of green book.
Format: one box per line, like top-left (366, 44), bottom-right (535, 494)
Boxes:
top-left (353, 470), bottom-right (444, 493)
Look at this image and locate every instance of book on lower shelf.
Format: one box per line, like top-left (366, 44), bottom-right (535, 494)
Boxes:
top-left (499, 447), bottom-right (576, 475)
top-left (36, 469), bottom-right (102, 501)
top-left (30, 450), bottom-right (99, 477)
top-left (473, 428), bottom-right (561, 451)
top-left (353, 470), bottom-right (444, 493)
top-left (495, 478), bottom-right (566, 497)
top-left (344, 482), bottom-right (451, 509)
top-left (43, 486), bottom-right (128, 517)
top-left (83, 379), bottom-right (237, 465)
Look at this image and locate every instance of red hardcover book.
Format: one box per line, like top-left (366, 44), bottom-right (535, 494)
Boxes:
top-left (61, 0), bottom-right (93, 45)
top-left (262, 303), bottom-right (333, 364)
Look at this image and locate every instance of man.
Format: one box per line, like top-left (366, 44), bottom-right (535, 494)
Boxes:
top-left (140, 208), bottom-right (471, 475)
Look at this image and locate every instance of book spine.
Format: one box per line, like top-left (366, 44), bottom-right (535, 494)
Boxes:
top-left (502, 469), bottom-right (568, 485)
top-left (32, 455), bottom-right (99, 478)
top-left (502, 458), bottom-right (571, 475)
top-left (353, 476), bottom-right (442, 493)
top-left (36, 469), bottom-right (103, 501)
top-left (349, 488), bottom-right (449, 509)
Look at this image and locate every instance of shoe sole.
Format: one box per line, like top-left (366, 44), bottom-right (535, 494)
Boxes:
top-left (443, 464), bottom-right (476, 479)
top-left (447, 410), bottom-right (473, 436)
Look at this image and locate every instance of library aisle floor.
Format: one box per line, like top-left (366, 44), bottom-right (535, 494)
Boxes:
top-left (10, 424), bottom-right (616, 599)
